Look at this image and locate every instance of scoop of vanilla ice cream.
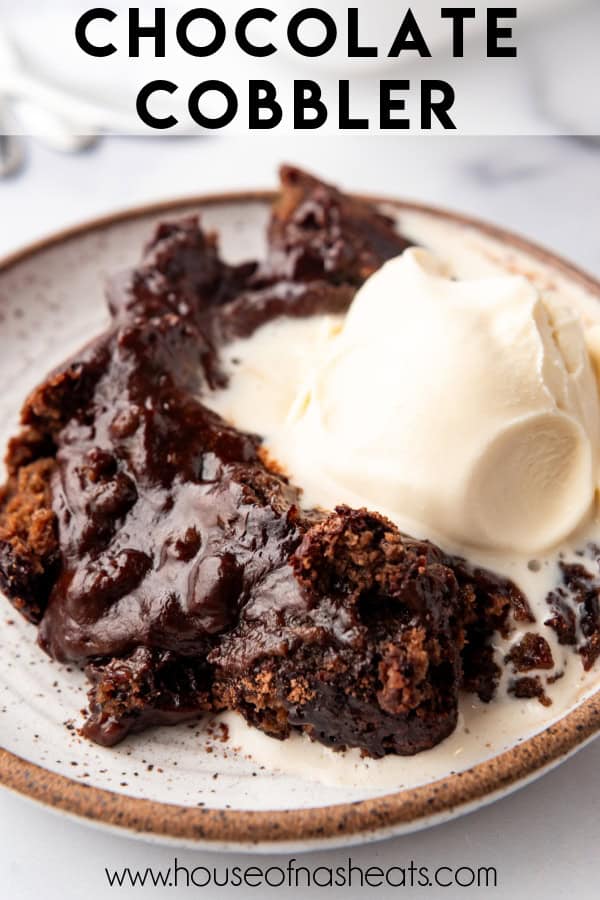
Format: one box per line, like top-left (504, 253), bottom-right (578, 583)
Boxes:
top-left (289, 248), bottom-right (600, 553)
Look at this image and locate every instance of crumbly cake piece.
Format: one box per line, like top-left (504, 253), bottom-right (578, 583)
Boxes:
top-left (455, 560), bottom-right (533, 702)
top-left (509, 676), bottom-right (552, 707)
top-left (84, 648), bottom-right (216, 746)
top-left (0, 166), bottom-right (542, 754)
top-left (211, 507), bottom-right (463, 757)
top-left (260, 164), bottom-right (412, 285)
top-left (545, 555), bottom-right (600, 670)
top-left (0, 454), bottom-right (58, 623)
top-left (506, 633), bottom-right (554, 672)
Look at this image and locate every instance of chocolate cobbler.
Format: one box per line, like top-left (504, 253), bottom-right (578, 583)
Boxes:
top-left (1, 166), bottom-right (598, 757)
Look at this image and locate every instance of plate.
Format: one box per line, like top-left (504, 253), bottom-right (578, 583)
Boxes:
top-left (1, 191), bottom-right (600, 852)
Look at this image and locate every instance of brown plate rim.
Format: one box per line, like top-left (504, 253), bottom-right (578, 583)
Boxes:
top-left (1, 189), bottom-right (600, 849)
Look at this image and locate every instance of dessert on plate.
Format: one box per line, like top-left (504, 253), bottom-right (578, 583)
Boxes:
top-left (1, 166), bottom-right (599, 758)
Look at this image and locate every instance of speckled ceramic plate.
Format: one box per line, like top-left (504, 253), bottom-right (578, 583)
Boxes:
top-left (1, 192), bottom-right (600, 853)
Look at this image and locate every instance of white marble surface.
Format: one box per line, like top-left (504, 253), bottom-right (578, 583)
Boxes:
top-left (1, 135), bottom-right (600, 897)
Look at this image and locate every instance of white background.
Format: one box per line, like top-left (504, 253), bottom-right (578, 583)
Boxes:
top-left (1, 134), bottom-right (600, 897)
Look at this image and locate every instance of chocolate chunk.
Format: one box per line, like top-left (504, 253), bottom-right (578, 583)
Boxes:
top-left (506, 633), bottom-right (554, 672)
top-left (556, 556), bottom-right (600, 671)
top-left (509, 676), bottom-right (552, 707)
top-left (545, 589), bottom-right (577, 645)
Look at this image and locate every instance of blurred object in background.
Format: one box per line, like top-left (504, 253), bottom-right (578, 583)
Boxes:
top-left (0, 94), bottom-right (24, 176)
top-left (0, 20), bottom-right (99, 175)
